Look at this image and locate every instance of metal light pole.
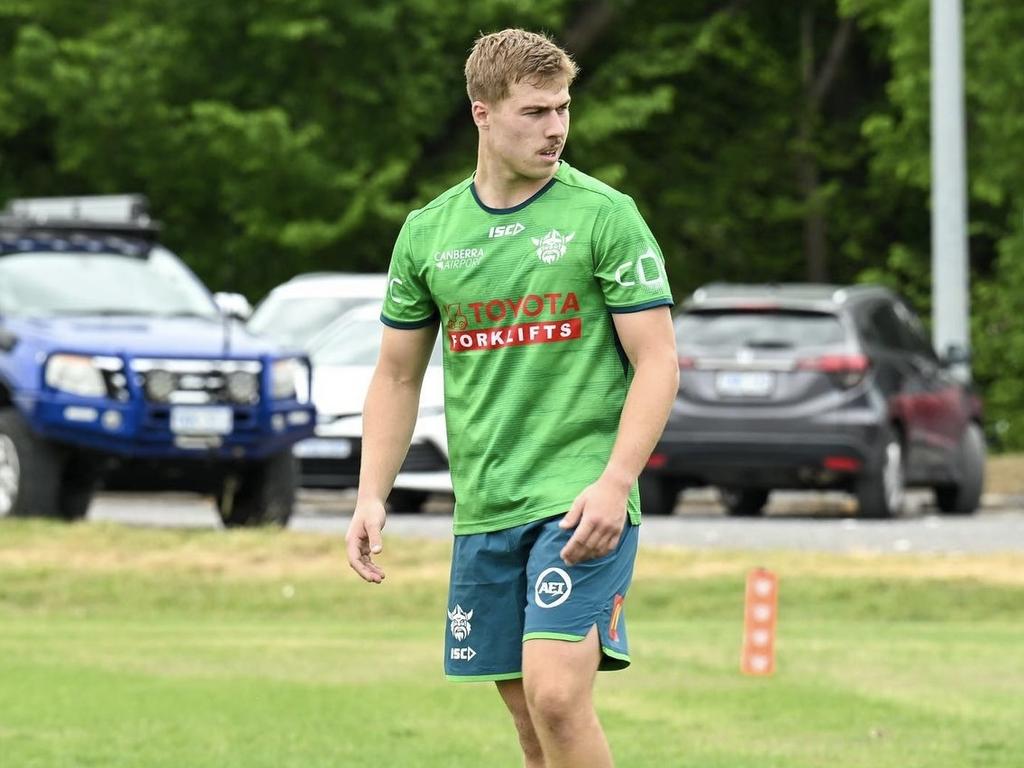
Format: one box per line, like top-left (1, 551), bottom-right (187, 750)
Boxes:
top-left (930, 0), bottom-right (970, 380)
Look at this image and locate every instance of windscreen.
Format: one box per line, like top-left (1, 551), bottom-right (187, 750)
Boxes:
top-left (0, 246), bottom-right (218, 319)
top-left (311, 315), bottom-right (442, 367)
top-left (248, 296), bottom-right (377, 349)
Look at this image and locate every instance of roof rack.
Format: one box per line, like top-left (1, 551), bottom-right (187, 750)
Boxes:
top-left (0, 194), bottom-right (160, 236)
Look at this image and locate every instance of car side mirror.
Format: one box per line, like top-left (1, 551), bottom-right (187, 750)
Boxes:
top-left (940, 343), bottom-right (971, 367)
top-left (213, 292), bottom-right (253, 321)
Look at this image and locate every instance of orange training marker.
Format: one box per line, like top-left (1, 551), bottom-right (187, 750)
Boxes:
top-left (741, 567), bottom-right (778, 676)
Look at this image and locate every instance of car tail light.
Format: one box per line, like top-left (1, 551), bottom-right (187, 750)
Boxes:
top-left (796, 354), bottom-right (869, 388)
top-left (647, 453), bottom-right (668, 470)
top-left (678, 356), bottom-right (696, 369)
top-left (823, 456), bottom-right (862, 472)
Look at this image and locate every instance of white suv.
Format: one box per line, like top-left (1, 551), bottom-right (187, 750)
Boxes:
top-left (294, 302), bottom-right (452, 512)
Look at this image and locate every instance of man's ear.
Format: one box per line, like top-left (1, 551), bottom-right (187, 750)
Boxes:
top-left (471, 100), bottom-right (490, 129)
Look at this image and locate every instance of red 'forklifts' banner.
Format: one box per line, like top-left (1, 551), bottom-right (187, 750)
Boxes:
top-left (741, 567), bottom-right (778, 676)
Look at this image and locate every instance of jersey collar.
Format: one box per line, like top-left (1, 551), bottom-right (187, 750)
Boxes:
top-left (470, 162), bottom-right (566, 215)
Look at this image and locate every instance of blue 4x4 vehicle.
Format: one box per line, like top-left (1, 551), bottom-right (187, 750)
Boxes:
top-left (0, 195), bottom-right (315, 526)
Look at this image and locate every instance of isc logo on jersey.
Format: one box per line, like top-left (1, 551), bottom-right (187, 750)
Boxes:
top-left (488, 222), bottom-right (524, 238)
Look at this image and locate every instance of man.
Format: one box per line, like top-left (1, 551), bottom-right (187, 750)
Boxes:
top-left (346, 28), bottom-right (678, 768)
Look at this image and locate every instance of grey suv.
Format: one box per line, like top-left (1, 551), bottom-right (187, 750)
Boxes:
top-left (641, 283), bottom-right (985, 518)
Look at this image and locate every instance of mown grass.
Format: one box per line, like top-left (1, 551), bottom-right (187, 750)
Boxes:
top-left (1, 519), bottom-right (1022, 767)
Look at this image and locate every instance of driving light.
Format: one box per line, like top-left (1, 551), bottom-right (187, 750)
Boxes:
top-left (145, 370), bottom-right (176, 402)
top-left (226, 370), bottom-right (259, 404)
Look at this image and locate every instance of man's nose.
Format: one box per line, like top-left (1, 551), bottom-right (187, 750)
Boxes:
top-left (544, 112), bottom-right (566, 137)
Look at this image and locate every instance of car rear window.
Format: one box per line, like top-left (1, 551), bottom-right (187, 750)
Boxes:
top-left (675, 310), bottom-right (846, 350)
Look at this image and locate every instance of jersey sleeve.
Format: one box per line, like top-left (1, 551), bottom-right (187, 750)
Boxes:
top-left (380, 215), bottom-right (439, 328)
top-left (593, 195), bottom-right (673, 313)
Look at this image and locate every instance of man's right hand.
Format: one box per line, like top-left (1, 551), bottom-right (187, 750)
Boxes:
top-left (345, 500), bottom-right (388, 583)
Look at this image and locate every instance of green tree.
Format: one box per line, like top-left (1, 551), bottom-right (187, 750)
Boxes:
top-left (0, 0), bottom-right (576, 293)
top-left (842, 0), bottom-right (1024, 448)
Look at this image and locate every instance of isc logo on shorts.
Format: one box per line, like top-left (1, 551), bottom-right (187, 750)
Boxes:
top-left (450, 647), bottom-right (477, 661)
top-left (534, 567), bottom-right (573, 608)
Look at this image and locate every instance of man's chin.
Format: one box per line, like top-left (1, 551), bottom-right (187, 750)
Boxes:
top-left (518, 158), bottom-right (559, 179)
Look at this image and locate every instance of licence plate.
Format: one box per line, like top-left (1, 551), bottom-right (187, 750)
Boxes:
top-left (293, 438), bottom-right (353, 459)
top-left (715, 371), bottom-right (775, 397)
top-left (170, 406), bottom-right (233, 435)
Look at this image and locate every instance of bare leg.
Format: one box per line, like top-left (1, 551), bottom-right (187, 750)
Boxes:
top-left (496, 678), bottom-right (546, 768)
top-left (522, 625), bottom-right (613, 768)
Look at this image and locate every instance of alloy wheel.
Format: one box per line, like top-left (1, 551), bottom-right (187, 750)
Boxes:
top-left (0, 434), bottom-right (19, 517)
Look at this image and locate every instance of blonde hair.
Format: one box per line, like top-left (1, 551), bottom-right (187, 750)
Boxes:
top-left (465, 28), bottom-right (579, 104)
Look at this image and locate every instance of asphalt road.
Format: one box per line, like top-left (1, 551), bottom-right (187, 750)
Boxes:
top-left (85, 488), bottom-right (1024, 555)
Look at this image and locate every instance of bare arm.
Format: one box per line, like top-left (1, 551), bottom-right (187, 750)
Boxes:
top-left (559, 306), bottom-right (679, 565)
top-left (345, 323), bottom-right (437, 582)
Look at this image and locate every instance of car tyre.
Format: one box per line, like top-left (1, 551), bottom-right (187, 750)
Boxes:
top-left (386, 489), bottom-right (429, 513)
top-left (218, 450), bottom-right (296, 527)
top-left (639, 473), bottom-right (679, 516)
top-left (0, 408), bottom-right (62, 518)
top-left (719, 487), bottom-right (769, 517)
top-left (933, 422), bottom-right (985, 515)
top-left (856, 424), bottom-right (905, 519)
top-left (56, 456), bottom-right (99, 521)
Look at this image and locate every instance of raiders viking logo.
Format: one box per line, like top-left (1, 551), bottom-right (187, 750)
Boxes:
top-left (448, 605), bottom-right (473, 641)
top-left (532, 230), bottom-right (575, 264)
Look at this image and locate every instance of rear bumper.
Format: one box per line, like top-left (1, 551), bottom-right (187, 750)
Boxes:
top-left (651, 427), bottom-right (880, 489)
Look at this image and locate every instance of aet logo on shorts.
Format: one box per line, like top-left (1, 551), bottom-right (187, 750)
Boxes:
top-left (534, 567), bottom-right (573, 608)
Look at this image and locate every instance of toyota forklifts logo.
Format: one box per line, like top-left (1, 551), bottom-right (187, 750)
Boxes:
top-left (445, 303), bottom-right (469, 331)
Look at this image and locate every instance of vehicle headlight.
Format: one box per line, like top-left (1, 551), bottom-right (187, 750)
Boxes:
top-left (226, 370), bottom-right (259, 404)
top-left (45, 354), bottom-right (118, 398)
top-left (270, 358), bottom-right (310, 403)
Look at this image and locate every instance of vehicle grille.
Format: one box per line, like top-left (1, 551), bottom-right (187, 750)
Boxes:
top-left (130, 358), bottom-right (262, 405)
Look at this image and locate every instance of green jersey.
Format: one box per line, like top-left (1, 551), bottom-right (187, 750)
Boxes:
top-left (382, 162), bottom-right (672, 535)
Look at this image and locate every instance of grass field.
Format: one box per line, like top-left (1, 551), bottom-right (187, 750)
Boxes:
top-left (1, 520), bottom-right (1022, 768)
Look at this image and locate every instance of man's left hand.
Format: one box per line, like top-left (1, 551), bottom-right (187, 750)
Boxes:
top-left (558, 478), bottom-right (630, 565)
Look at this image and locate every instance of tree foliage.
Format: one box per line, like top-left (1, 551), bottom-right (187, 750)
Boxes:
top-left (842, 0), bottom-right (1024, 447)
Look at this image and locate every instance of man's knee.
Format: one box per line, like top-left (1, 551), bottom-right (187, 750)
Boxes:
top-left (524, 674), bottom-right (590, 733)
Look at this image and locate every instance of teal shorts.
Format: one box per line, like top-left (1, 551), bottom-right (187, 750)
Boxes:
top-left (444, 514), bottom-right (639, 682)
